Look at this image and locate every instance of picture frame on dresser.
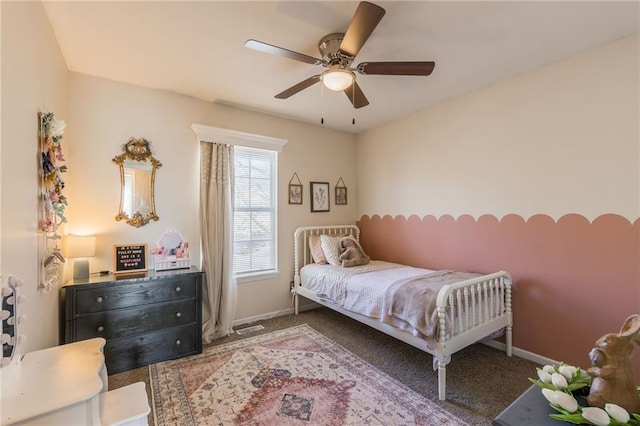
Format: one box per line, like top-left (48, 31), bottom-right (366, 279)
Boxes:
top-left (113, 244), bottom-right (147, 274)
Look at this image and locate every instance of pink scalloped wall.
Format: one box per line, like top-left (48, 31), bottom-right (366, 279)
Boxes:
top-left (357, 213), bottom-right (640, 382)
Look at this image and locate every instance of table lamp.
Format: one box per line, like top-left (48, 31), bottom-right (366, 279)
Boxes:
top-left (65, 235), bottom-right (96, 281)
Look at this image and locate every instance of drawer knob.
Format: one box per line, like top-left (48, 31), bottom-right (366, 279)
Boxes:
top-left (96, 296), bottom-right (104, 303)
top-left (97, 326), bottom-right (105, 333)
top-left (175, 286), bottom-right (182, 293)
top-left (175, 339), bottom-right (182, 346)
top-left (175, 312), bottom-right (182, 318)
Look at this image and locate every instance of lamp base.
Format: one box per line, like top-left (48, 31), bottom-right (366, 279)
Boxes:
top-left (73, 259), bottom-right (90, 281)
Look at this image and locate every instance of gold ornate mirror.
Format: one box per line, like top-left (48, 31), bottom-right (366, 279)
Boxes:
top-left (113, 138), bottom-right (162, 227)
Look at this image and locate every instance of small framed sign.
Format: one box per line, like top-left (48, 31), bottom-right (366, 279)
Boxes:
top-left (114, 244), bottom-right (148, 274)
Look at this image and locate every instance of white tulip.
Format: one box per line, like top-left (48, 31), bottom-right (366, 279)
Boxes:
top-left (553, 391), bottom-right (578, 413)
top-left (582, 407), bottom-right (610, 426)
top-left (541, 388), bottom-right (558, 405)
top-left (551, 372), bottom-right (568, 389)
top-left (537, 369), bottom-right (553, 384)
top-left (542, 364), bottom-right (555, 374)
top-left (558, 365), bottom-right (577, 381)
top-left (604, 403), bottom-right (629, 423)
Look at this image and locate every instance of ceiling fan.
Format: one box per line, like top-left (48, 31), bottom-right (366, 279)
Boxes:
top-left (245, 1), bottom-right (435, 109)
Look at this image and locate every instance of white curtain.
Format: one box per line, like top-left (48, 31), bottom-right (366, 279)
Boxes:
top-left (199, 142), bottom-right (237, 343)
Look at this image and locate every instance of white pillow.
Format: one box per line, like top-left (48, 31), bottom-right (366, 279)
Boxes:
top-left (320, 235), bottom-right (343, 266)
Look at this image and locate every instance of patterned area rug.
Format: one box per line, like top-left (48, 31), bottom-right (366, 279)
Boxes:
top-left (150, 324), bottom-right (468, 425)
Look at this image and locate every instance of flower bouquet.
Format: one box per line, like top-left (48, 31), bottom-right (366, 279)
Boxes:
top-left (530, 363), bottom-right (640, 425)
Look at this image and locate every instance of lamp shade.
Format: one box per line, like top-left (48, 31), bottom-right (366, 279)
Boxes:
top-left (322, 69), bottom-right (354, 91)
top-left (65, 235), bottom-right (96, 281)
top-left (65, 235), bottom-right (96, 258)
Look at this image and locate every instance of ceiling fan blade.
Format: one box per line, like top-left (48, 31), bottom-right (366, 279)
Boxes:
top-left (275, 75), bottom-right (322, 99)
top-left (245, 39), bottom-right (322, 65)
top-left (343, 81), bottom-right (369, 109)
top-left (357, 61), bottom-right (436, 76)
top-left (339, 2), bottom-right (386, 58)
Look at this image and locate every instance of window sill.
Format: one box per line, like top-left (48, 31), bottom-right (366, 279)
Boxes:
top-left (236, 271), bottom-right (279, 284)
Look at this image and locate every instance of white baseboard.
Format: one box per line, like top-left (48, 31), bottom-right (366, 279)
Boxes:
top-left (483, 340), bottom-right (558, 367)
top-left (232, 302), bottom-right (317, 327)
top-left (232, 308), bottom-right (294, 327)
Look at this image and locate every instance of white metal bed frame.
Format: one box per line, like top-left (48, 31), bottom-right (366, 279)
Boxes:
top-left (293, 225), bottom-right (513, 401)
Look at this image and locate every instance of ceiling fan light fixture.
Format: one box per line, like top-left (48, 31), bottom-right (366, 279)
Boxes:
top-left (322, 69), bottom-right (354, 91)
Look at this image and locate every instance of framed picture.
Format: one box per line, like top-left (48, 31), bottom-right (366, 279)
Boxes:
top-left (335, 177), bottom-right (347, 205)
top-left (310, 182), bottom-right (330, 212)
top-left (335, 186), bottom-right (347, 205)
top-left (288, 183), bottom-right (303, 205)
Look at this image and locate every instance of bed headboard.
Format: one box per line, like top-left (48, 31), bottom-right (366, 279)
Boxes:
top-left (293, 225), bottom-right (359, 285)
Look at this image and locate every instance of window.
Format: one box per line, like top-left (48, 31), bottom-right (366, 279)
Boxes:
top-left (233, 146), bottom-right (277, 276)
top-left (191, 123), bottom-right (287, 279)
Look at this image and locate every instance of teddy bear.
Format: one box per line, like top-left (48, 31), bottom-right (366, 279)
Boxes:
top-left (339, 236), bottom-right (370, 267)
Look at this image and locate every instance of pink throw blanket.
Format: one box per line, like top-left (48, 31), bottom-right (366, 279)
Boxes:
top-left (387, 270), bottom-right (480, 348)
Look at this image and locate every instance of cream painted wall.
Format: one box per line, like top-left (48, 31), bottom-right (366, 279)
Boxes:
top-left (357, 34), bottom-right (640, 222)
top-left (67, 72), bottom-right (358, 324)
top-left (1, 1), bottom-right (357, 352)
top-left (1, 1), bottom-right (69, 353)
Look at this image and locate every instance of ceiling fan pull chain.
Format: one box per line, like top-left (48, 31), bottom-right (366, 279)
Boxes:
top-left (321, 81), bottom-right (325, 125)
top-left (352, 80), bottom-right (356, 125)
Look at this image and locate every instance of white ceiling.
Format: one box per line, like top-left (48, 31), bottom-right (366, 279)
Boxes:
top-left (42, 1), bottom-right (639, 134)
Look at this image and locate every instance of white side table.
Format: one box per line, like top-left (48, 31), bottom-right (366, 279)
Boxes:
top-left (1, 338), bottom-right (107, 425)
top-left (1, 338), bottom-right (149, 426)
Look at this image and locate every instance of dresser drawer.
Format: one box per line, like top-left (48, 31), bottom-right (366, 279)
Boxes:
top-left (74, 298), bottom-right (197, 340)
top-left (104, 325), bottom-right (198, 374)
top-left (75, 276), bottom-right (196, 313)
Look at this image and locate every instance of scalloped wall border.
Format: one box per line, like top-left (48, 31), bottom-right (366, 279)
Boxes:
top-left (360, 213), bottom-right (640, 227)
top-left (357, 212), bottom-right (640, 382)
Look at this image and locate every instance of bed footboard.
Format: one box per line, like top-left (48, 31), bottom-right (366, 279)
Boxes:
top-left (433, 271), bottom-right (512, 400)
top-left (435, 271), bottom-right (512, 351)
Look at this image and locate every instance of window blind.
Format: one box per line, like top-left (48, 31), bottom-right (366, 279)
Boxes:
top-left (233, 146), bottom-right (276, 275)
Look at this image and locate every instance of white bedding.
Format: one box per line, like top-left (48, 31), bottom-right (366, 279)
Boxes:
top-left (300, 260), bottom-right (407, 306)
top-left (301, 261), bottom-right (440, 310)
top-left (300, 261), bottom-right (456, 344)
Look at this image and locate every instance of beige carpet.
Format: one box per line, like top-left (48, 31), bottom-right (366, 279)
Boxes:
top-left (109, 307), bottom-right (539, 425)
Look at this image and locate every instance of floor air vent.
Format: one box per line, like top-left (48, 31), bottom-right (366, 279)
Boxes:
top-left (235, 325), bottom-right (265, 335)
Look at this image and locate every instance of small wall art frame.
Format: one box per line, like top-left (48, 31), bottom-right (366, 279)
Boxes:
top-left (288, 172), bottom-right (303, 205)
top-left (310, 181), bottom-right (330, 212)
top-left (335, 177), bottom-right (347, 205)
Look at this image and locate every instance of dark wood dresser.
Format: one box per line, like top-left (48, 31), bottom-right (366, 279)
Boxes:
top-left (61, 267), bottom-right (203, 374)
